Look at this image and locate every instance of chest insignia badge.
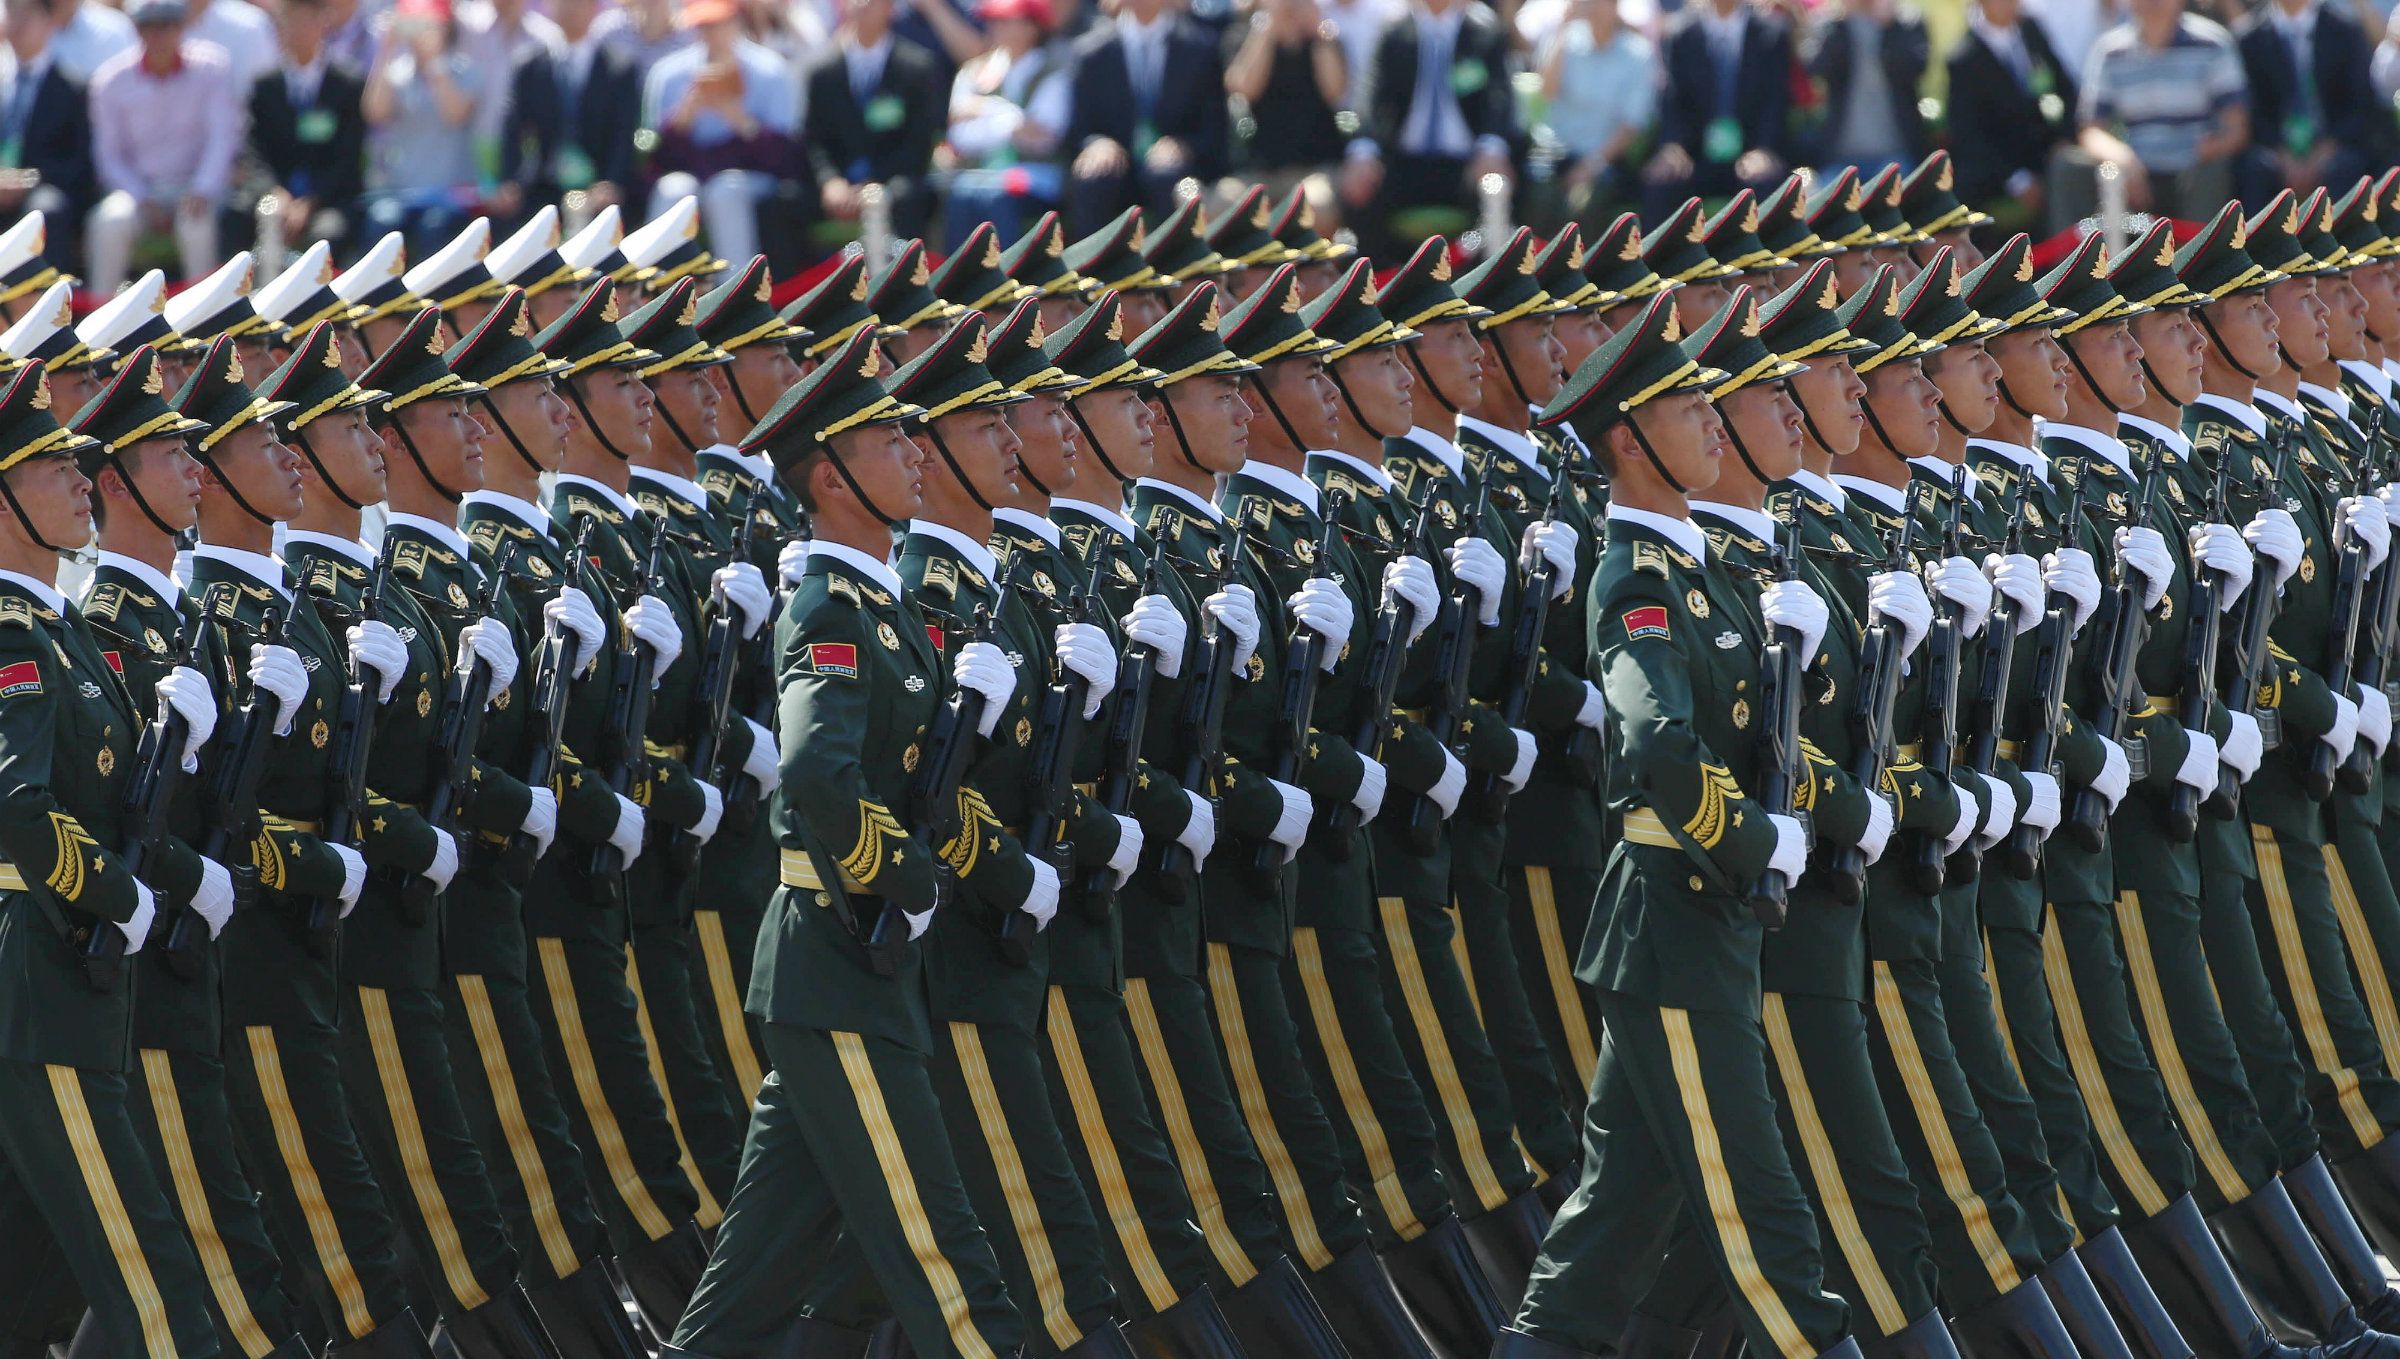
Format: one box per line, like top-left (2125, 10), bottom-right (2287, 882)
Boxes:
top-left (449, 583), bottom-right (469, 607)
top-left (1716, 631), bottom-right (1741, 649)
top-left (77, 681), bottom-right (100, 698)
top-left (1687, 589), bottom-right (1711, 618)
top-left (311, 719), bottom-right (331, 749)
top-left (1732, 699), bottom-right (1751, 729)
top-left (1015, 716), bottom-right (1033, 747)
top-left (904, 674), bottom-right (926, 692)
top-left (2302, 554), bottom-right (2319, 583)
top-left (902, 742), bottom-right (921, 772)
top-left (417, 689), bottom-right (434, 716)
top-left (878, 621), bottom-right (901, 651)
top-left (143, 628), bottom-right (164, 653)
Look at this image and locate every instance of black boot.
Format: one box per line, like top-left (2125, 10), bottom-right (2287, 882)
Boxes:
top-left (1378, 1216), bottom-right (1509, 1358)
top-left (2123, 1194), bottom-right (2314, 1359)
top-left (2037, 1247), bottom-right (2137, 1358)
top-left (865, 1319), bottom-right (912, 1359)
top-left (2331, 1137), bottom-right (2400, 1267)
top-left (2074, 1227), bottom-right (2195, 1359)
top-left (526, 1260), bottom-right (648, 1359)
top-left (1490, 1328), bottom-right (1604, 1359)
top-left (328, 1313), bottom-right (440, 1359)
top-left (1307, 1243), bottom-right (1442, 1359)
top-left (1948, 1279), bottom-right (2080, 1359)
top-left (617, 1219), bottom-right (710, 1337)
top-left (1616, 1312), bottom-right (1703, 1359)
top-left (437, 1288), bottom-right (568, 1359)
top-left (2283, 1158), bottom-right (2400, 1333)
top-left (769, 1317), bottom-right (875, 1359)
top-left (1218, 1257), bottom-right (1351, 1358)
top-left (1858, 1309), bottom-right (1963, 1359)
top-left (2207, 1177), bottom-right (2381, 1347)
top-left (1119, 1290), bottom-right (1244, 1358)
top-left (1461, 1190), bottom-right (1554, 1314)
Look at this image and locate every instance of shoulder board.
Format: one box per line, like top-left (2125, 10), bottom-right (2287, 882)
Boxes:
top-left (83, 581), bottom-right (128, 622)
top-left (465, 519), bottom-right (507, 554)
top-left (1460, 442), bottom-right (1487, 474)
top-left (1062, 521), bottom-right (1102, 561)
top-left (1766, 487), bottom-right (1798, 521)
top-left (392, 539), bottom-right (432, 580)
top-left (305, 558), bottom-right (344, 596)
top-left (0, 595), bottom-right (32, 630)
top-left (565, 494), bottom-right (624, 525)
top-left (1145, 504), bottom-right (1183, 544)
top-left (1700, 525), bottom-right (1735, 556)
top-left (1631, 539), bottom-right (1673, 579)
top-left (824, 572), bottom-right (861, 607)
top-left (698, 466), bottom-right (739, 500)
top-left (920, 554), bottom-right (958, 599)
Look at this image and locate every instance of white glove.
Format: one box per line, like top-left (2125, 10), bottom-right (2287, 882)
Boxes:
top-left (1425, 748), bottom-right (1467, 818)
top-left (739, 717), bottom-right (779, 795)
top-left (609, 793), bottom-right (646, 867)
top-left (1868, 570), bottom-right (1934, 660)
top-left (2174, 729), bottom-right (2220, 794)
top-left (1856, 792), bottom-right (1895, 865)
top-left (1350, 755), bottom-right (1388, 821)
top-left (624, 595), bottom-right (685, 684)
top-left (714, 562), bottom-right (774, 640)
top-left (420, 829), bottom-right (459, 893)
top-left (2221, 711), bottom-right (2263, 782)
top-left (1177, 789), bottom-right (1217, 866)
top-left (1943, 781), bottom-right (1982, 855)
top-left (2020, 771), bottom-right (2062, 839)
top-left (331, 843), bottom-right (367, 917)
top-left (1574, 679), bottom-right (1605, 729)
top-left (1767, 813), bottom-right (1807, 883)
top-left (2188, 523), bottom-right (2254, 609)
top-left (2043, 547), bottom-right (2103, 635)
top-left (2245, 508), bottom-right (2305, 590)
top-left (545, 586), bottom-right (607, 676)
top-left (2091, 736), bottom-right (2131, 814)
top-left (2379, 481), bottom-right (2400, 531)
top-left (1054, 622), bottom-right (1117, 718)
top-left (2326, 690), bottom-right (2362, 759)
top-left (247, 643), bottom-right (308, 737)
top-left (347, 619), bottom-right (408, 704)
top-left (1018, 857), bottom-right (1059, 929)
top-left (1521, 519), bottom-right (1579, 600)
top-left (188, 860), bottom-right (234, 939)
top-left (1267, 777), bottom-right (1314, 862)
top-left (1204, 584), bottom-right (1260, 678)
top-left (1500, 727), bottom-right (1539, 794)
top-left (691, 781), bottom-right (724, 845)
top-left (2113, 526), bottom-right (2174, 612)
top-left (777, 536), bottom-right (810, 587)
top-left (2361, 685), bottom-right (2393, 758)
top-left (458, 616), bottom-right (520, 701)
top-left (1926, 555), bottom-right (1995, 638)
top-left (1106, 814), bottom-right (1143, 888)
top-left (1447, 537), bottom-right (1508, 626)
top-left (1759, 578), bottom-right (1829, 669)
top-left (1288, 577), bottom-right (1354, 672)
top-left (1973, 771), bottom-right (2017, 849)
top-left (520, 786), bottom-right (558, 859)
top-left (2344, 494), bottom-right (2394, 570)
top-left (155, 665), bottom-right (217, 770)
top-left (952, 640), bottom-right (1018, 738)
top-left (903, 907), bottom-right (934, 939)
top-left (1383, 555), bottom-right (1439, 643)
top-left (1986, 552), bottom-right (2045, 630)
top-left (118, 882), bottom-right (155, 952)
top-left (1122, 593), bottom-right (1188, 679)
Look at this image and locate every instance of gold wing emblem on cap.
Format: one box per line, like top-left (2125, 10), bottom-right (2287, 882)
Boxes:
top-left (2281, 202), bottom-right (2302, 236)
top-left (600, 293), bottom-right (620, 323)
top-left (1817, 273), bottom-right (1840, 309)
top-left (681, 210), bottom-right (699, 241)
top-left (1883, 285), bottom-right (1903, 317)
top-left (1280, 280), bottom-right (1303, 314)
top-left (425, 324), bottom-right (445, 355)
top-left (676, 294), bottom-right (699, 327)
top-left (148, 288), bottom-right (165, 315)
top-left (909, 253), bottom-right (931, 286)
top-left (141, 359), bottom-right (162, 396)
top-left (384, 247), bottom-right (407, 278)
top-left (226, 350), bottom-right (243, 383)
top-left (1106, 308), bottom-right (1124, 342)
top-left (1739, 299), bottom-right (1762, 338)
top-left (2156, 232), bottom-right (2177, 266)
top-left (1619, 229), bottom-right (1641, 262)
top-left (1661, 305), bottom-right (1682, 343)
top-left (29, 373), bottom-right (49, 410)
top-left (1250, 197), bottom-right (1271, 228)
top-left (1936, 157), bottom-right (1955, 192)
top-left (964, 330), bottom-right (989, 364)
top-left (1430, 252), bottom-right (1452, 282)
top-left (1740, 203), bottom-right (1760, 234)
top-left (1517, 243), bottom-right (1538, 274)
top-left (1201, 298), bottom-right (1221, 332)
top-left (848, 269), bottom-right (869, 302)
top-left (316, 255), bottom-right (336, 285)
top-left (1566, 241), bottom-right (1585, 270)
top-left (981, 232), bottom-right (1003, 268)
top-left (2089, 245), bottom-right (2110, 280)
top-left (753, 269), bottom-right (773, 302)
top-left (1946, 258), bottom-right (1966, 296)
top-left (1044, 222), bottom-right (1067, 258)
top-left (509, 305), bottom-right (532, 338)
top-left (1027, 318), bottom-right (1048, 347)
top-left (2230, 214), bottom-right (2250, 250)
top-left (1127, 223), bottom-right (1148, 251)
top-left (2320, 200), bottom-right (2337, 232)
top-left (1843, 183), bottom-right (1867, 212)
top-left (236, 262), bottom-right (255, 295)
top-left (325, 332), bottom-right (346, 366)
top-left (1683, 213), bottom-right (1707, 243)
top-left (860, 343), bottom-right (881, 377)
top-left (47, 294), bottom-right (68, 328)
top-left (2014, 249), bottom-right (2034, 283)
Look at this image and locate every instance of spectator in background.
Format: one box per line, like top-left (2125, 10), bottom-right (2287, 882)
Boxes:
top-left (2376, 9), bottom-right (2400, 109)
top-left (1339, 0), bottom-right (1516, 259)
top-left (939, 0), bottom-right (1070, 243)
top-left (594, 0), bottom-right (689, 74)
top-left (2235, 0), bottom-right (2386, 203)
top-left (1063, 0), bottom-right (1230, 230)
top-left (2075, 0), bottom-right (2250, 220)
top-left (1534, 0), bottom-right (1653, 224)
top-left (0, 0), bottom-right (96, 245)
top-left (737, 0), bottom-right (830, 78)
top-left (187, 0), bottom-right (276, 86)
top-left (645, 0), bottom-right (798, 264)
top-left (2029, 0), bottom-right (2118, 77)
top-left (250, 0), bottom-right (366, 251)
top-left (1640, 0), bottom-right (1794, 219)
top-left (86, 0), bottom-right (237, 290)
top-left (1804, 0), bottom-right (1930, 176)
top-left (890, 0), bottom-right (985, 83)
top-left (496, 0), bottom-right (641, 223)
top-left (43, 0), bottom-right (132, 81)
top-left (1224, 0), bottom-right (1347, 215)
top-left (1317, 0), bottom-right (1393, 107)
top-left (319, 0), bottom-right (380, 73)
top-left (360, 0), bottom-right (500, 251)
top-left (1945, 0), bottom-right (2079, 227)
top-left (804, 0), bottom-right (939, 237)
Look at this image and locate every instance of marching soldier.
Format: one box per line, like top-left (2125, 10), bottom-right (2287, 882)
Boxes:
top-left (1065, 210), bottom-right (1179, 337)
top-left (870, 241), bottom-right (969, 364)
top-left (1000, 212), bottom-right (1099, 333)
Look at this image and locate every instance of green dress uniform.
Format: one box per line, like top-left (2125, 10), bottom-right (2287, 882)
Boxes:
top-left (0, 361), bottom-right (228, 1359)
top-left (671, 330), bottom-right (1026, 1359)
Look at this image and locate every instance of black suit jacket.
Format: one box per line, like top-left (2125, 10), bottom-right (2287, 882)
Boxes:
top-left (802, 37), bottom-right (945, 191)
top-left (1, 62), bottom-right (92, 219)
top-left (248, 62), bottom-right (365, 208)
top-left (2236, 5), bottom-right (2386, 164)
top-left (1942, 19), bottom-right (2077, 204)
top-left (500, 41), bottom-right (642, 195)
top-left (1063, 15), bottom-right (1231, 180)
top-left (1357, 4), bottom-right (1519, 162)
top-left (1656, 9), bottom-right (1794, 164)
top-left (1802, 12), bottom-right (1930, 164)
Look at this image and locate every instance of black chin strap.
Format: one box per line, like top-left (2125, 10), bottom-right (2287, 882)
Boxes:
top-left (1723, 414), bottom-right (1773, 485)
top-left (822, 446), bottom-right (904, 527)
top-left (207, 453), bottom-right (283, 527)
top-left (728, 376), bottom-right (763, 432)
top-left (2059, 334), bottom-right (2122, 414)
top-left (479, 396), bottom-right (549, 478)
top-left (390, 420), bottom-right (467, 505)
top-left (1066, 403), bottom-right (1136, 486)
top-left (2197, 307), bottom-right (2264, 383)
top-left (0, 470), bottom-right (69, 555)
top-left (566, 382), bottom-right (633, 461)
top-left (289, 429), bottom-right (371, 511)
top-left (1157, 393), bottom-right (1206, 476)
top-left (1328, 366), bottom-right (1396, 441)
top-left (1489, 331), bottom-right (1542, 412)
top-left (1860, 389), bottom-right (1909, 460)
top-left (1937, 391), bottom-right (1978, 437)
top-left (1251, 380), bottom-right (1314, 462)
top-left (1794, 383), bottom-right (1844, 458)
top-left (2138, 353), bottom-right (2178, 407)
top-left (653, 400), bottom-right (702, 463)
top-left (921, 423), bottom-right (995, 511)
top-left (1404, 348), bottom-right (1465, 417)
top-left (1995, 374), bottom-right (2045, 425)
top-left (106, 449), bottom-right (184, 538)
top-left (1625, 415), bottom-right (1687, 495)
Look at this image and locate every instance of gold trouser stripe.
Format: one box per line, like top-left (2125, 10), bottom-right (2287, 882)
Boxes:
top-left (1869, 962), bottom-right (2024, 1294)
top-left (2321, 845), bottom-right (2400, 1084)
top-left (1291, 928), bottom-right (1427, 1241)
top-left (692, 910), bottom-right (767, 1110)
top-left (951, 1022), bottom-right (1083, 1349)
top-left (1658, 1010), bottom-right (1817, 1359)
top-left (455, 975), bottom-right (582, 1280)
top-left (2111, 893), bottom-right (2252, 1203)
top-left (2039, 913), bottom-right (2172, 1216)
top-left (1378, 896), bottom-right (1509, 1213)
top-left (359, 987), bottom-right (491, 1310)
top-left (1621, 807), bottom-right (1679, 847)
top-left (1205, 943), bottom-right (1329, 1273)
top-left (623, 949), bottom-right (726, 1230)
top-left (1124, 978), bottom-right (1260, 1281)
top-left (1446, 902), bottom-right (1486, 1024)
top-left (50, 1064), bottom-right (179, 1359)
top-left (244, 1026), bottom-right (376, 1337)
top-left (832, 1031), bottom-right (1000, 1359)
top-left (1981, 938), bottom-right (2083, 1248)
top-left (1042, 989), bottom-right (1183, 1311)
top-left (2251, 830), bottom-right (2387, 1150)
top-left (1762, 995), bottom-right (1909, 1336)
top-left (1526, 867), bottom-right (1599, 1092)
top-left (534, 938), bottom-right (675, 1240)
top-left (140, 1050), bottom-right (277, 1357)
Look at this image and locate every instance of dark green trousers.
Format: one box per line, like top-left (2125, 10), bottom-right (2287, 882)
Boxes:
top-left (2324, 804), bottom-right (2400, 1115)
top-left (1449, 830), bottom-right (1579, 1181)
top-left (2038, 900), bottom-right (2199, 1224)
top-left (1931, 924), bottom-right (2080, 1262)
top-left (689, 906), bottom-right (768, 1114)
top-left (127, 1047), bottom-right (298, 1357)
top-left (2197, 835), bottom-right (2319, 1169)
top-left (1505, 864), bottom-right (1604, 1122)
top-left (628, 920), bottom-right (744, 1222)
top-left (2244, 825), bottom-right (2400, 1159)
top-left (1979, 923), bottom-right (2120, 1240)
top-left (1516, 994), bottom-right (1850, 1359)
top-left (673, 1023), bottom-right (1024, 1359)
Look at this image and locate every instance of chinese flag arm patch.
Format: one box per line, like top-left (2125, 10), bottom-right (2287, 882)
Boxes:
top-left (1622, 606), bottom-right (1670, 642)
top-left (807, 642), bottom-right (860, 677)
top-left (0, 660), bottom-right (41, 697)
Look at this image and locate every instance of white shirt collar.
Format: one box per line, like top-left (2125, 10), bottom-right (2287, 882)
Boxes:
top-left (2383, 357), bottom-right (2400, 390)
top-left (1908, 456), bottom-right (1982, 494)
top-left (808, 539), bottom-right (904, 598)
top-left (700, 443), bottom-right (777, 484)
top-left (554, 473), bottom-right (636, 519)
top-left (1786, 465), bottom-right (1846, 507)
top-left (2040, 421), bottom-right (2132, 476)
top-left (1308, 448), bottom-right (1395, 490)
top-left (192, 543), bottom-right (293, 600)
top-left (1605, 505), bottom-right (1707, 560)
top-left (1966, 436), bottom-right (2040, 470)
top-left (991, 506), bottom-right (1061, 548)
top-left (1396, 425), bottom-right (1465, 481)
top-left (2339, 359), bottom-right (2393, 403)
top-left (2297, 381), bottom-right (2355, 426)
top-left (1052, 495), bottom-right (1138, 539)
top-left (2193, 391), bottom-right (2269, 435)
top-left (1455, 416), bottom-right (1544, 479)
top-left (285, 528), bottom-right (373, 566)
top-left (908, 518), bottom-right (1000, 580)
top-left (1237, 460), bottom-right (1320, 514)
top-left (1136, 477), bottom-right (1223, 523)
top-left (2117, 412), bottom-right (2193, 458)
top-left (1115, 10), bottom-right (1170, 44)
top-left (1689, 500), bottom-right (1778, 543)
top-left (95, 551), bottom-right (180, 605)
top-left (628, 464), bottom-right (711, 510)
top-left (2253, 388), bottom-right (2307, 423)
top-left (1833, 475), bottom-right (1909, 513)
top-left (0, 569), bottom-right (64, 614)
top-left (462, 488), bottom-right (553, 535)
top-left (386, 511), bottom-right (473, 559)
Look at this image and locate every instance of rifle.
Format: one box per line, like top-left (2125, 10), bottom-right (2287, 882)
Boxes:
top-left (496, 521), bottom-right (595, 886)
top-left (1828, 488), bottom-right (1922, 905)
top-left (1015, 556), bottom-right (1103, 960)
top-left (1747, 516), bottom-right (1805, 927)
top-left (2348, 455), bottom-right (2400, 791)
top-left (1903, 473), bottom-right (1969, 896)
top-left (2311, 456), bottom-right (2375, 800)
top-left (1949, 473), bottom-right (2032, 884)
top-left (2209, 435), bottom-right (2294, 820)
top-left (301, 537), bottom-right (398, 958)
top-left (81, 613), bottom-right (209, 992)
top-left (161, 593), bottom-right (288, 979)
top-left (2062, 453), bottom-right (2162, 851)
top-left (583, 523), bottom-right (669, 909)
top-left (2001, 472), bottom-right (2092, 880)
top-left (1149, 511), bottom-right (1250, 901)
top-left (1319, 496), bottom-right (1437, 856)
top-left (1397, 481), bottom-right (1491, 856)
top-left (899, 562), bottom-right (1020, 974)
top-left (1465, 474), bottom-right (1567, 824)
top-left (1244, 492), bottom-right (1349, 889)
top-left (672, 490), bottom-right (757, 876)
top-left (2169, 454), bottom-right (2235, 839)
top-left (1068, 544), bottom-right (1153, 923)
